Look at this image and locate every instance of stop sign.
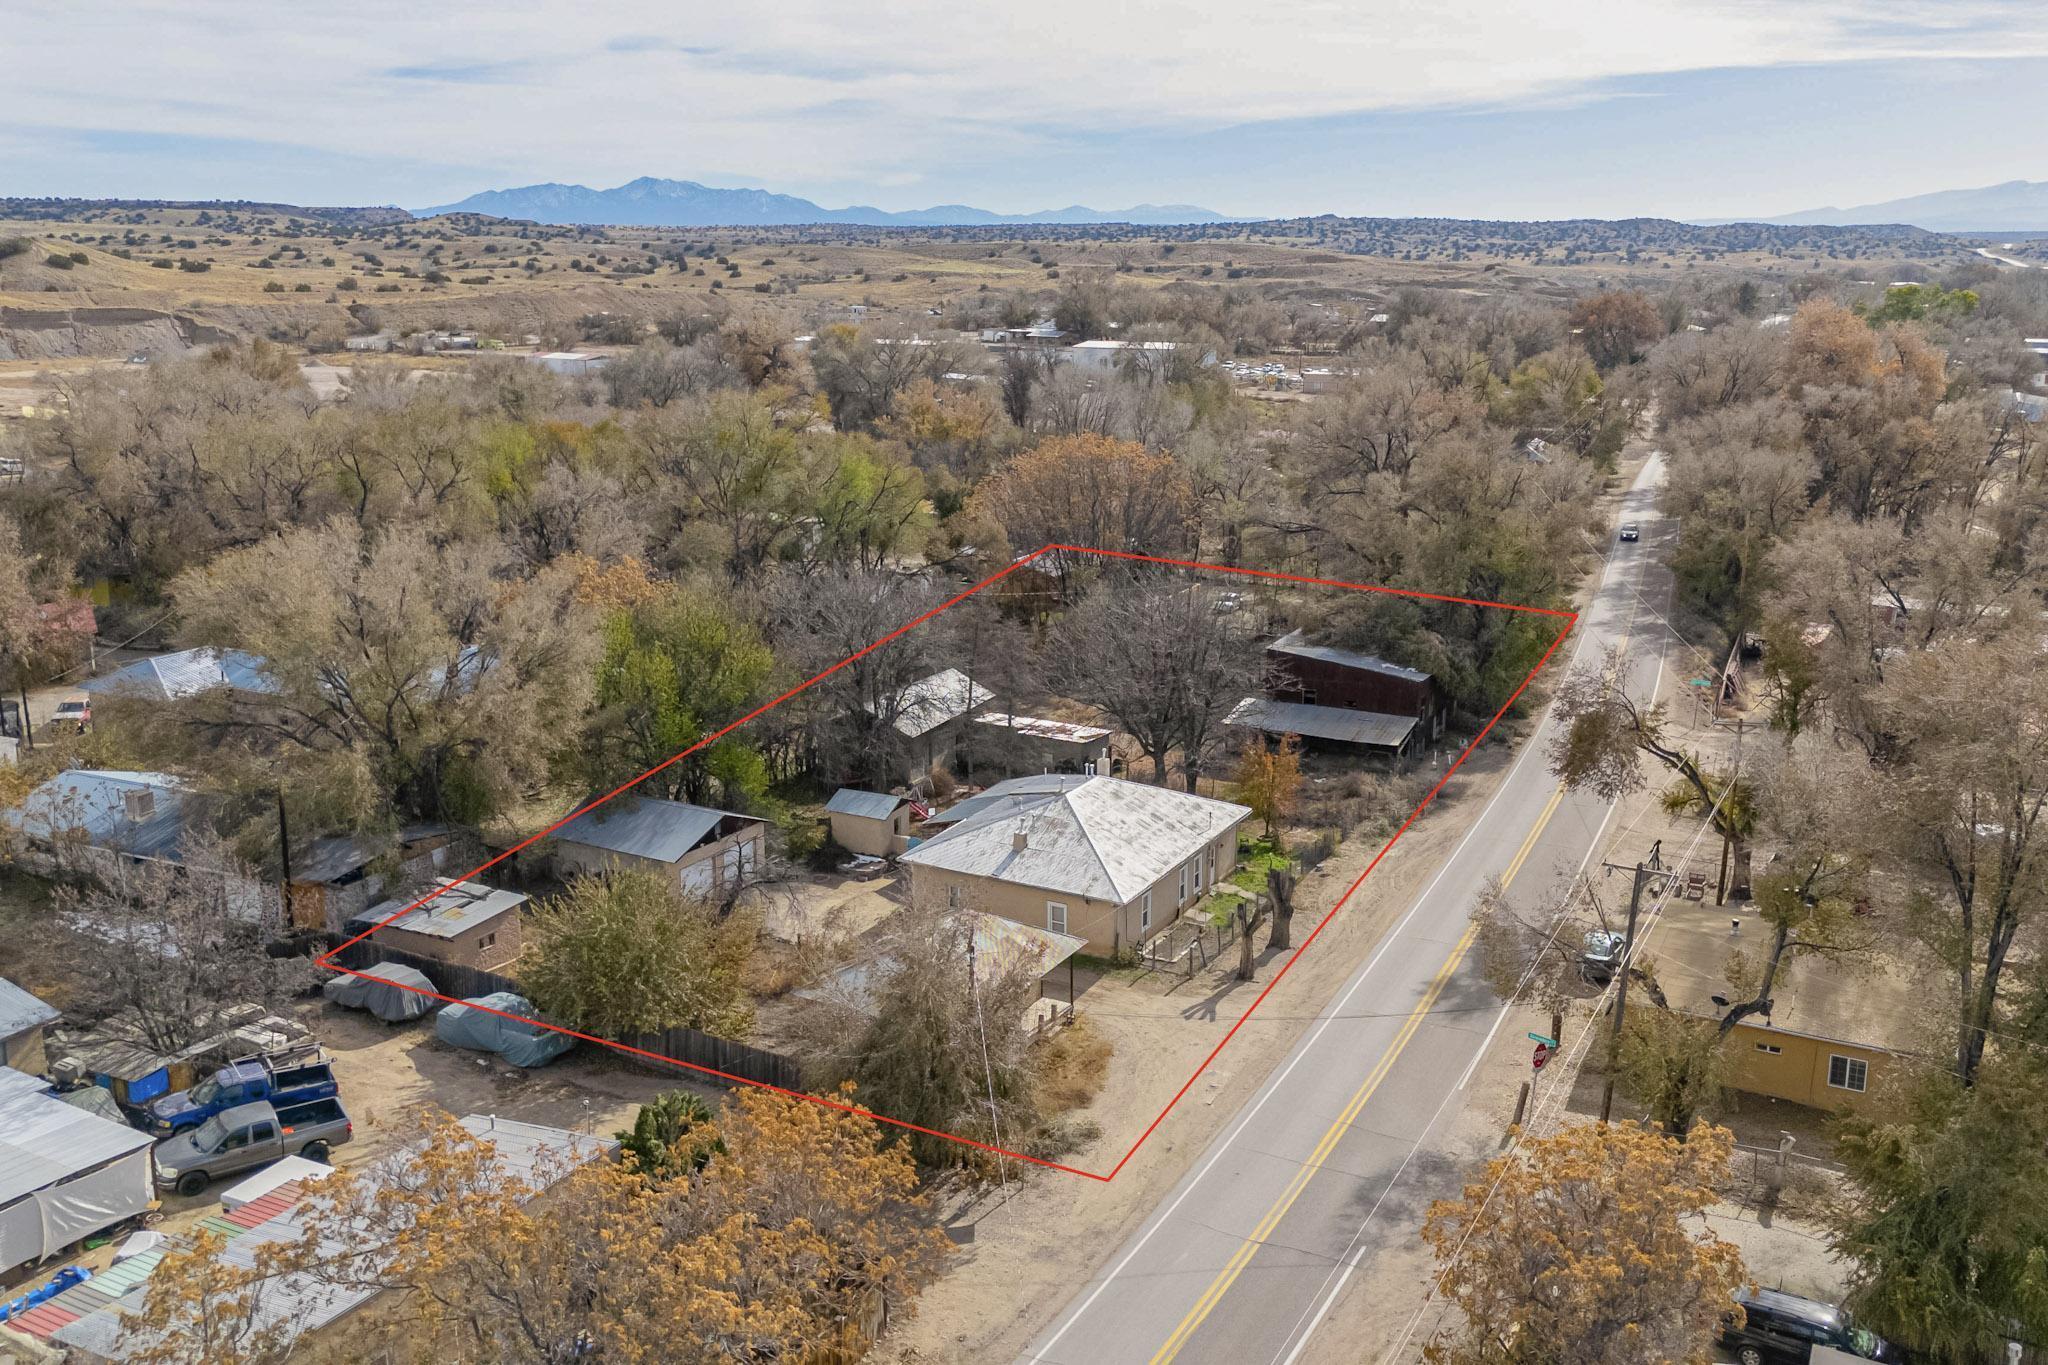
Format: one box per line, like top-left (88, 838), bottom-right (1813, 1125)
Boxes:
top-left (1532, 1042), bottom-right (1552, 1071)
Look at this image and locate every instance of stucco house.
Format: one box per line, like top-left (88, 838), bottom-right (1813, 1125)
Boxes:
top-left (1643, 888), bottom-right (1926, 1115)
top-left (551, 796), bottom-right (767, 901)
top-left (900, 775), bottom-right (1250, 954)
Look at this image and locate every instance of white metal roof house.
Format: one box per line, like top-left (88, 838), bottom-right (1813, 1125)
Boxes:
top-left (0, 1066), bottom-right (156, 1275)
top-left (550, 796), bottom-right (767, 901)
top-left (900, 775), bottom-right (1250, 954)
top-left (871, 668), bottom-right (996, 784)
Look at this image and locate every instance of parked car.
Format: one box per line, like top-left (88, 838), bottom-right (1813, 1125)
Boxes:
top-left (1722, 1287), bottom-right (1899, 1364)
top-left (143, 1052), bottom-right (337, 1136)
top-left (153, 1097), bottom-right (353, 1197)
top-left (1618, 522), bottom-right (1641, 542)
top-left (51, 696), bottom-right (89, 734)
top-left (1579, 929), bottom-right (1628, 984)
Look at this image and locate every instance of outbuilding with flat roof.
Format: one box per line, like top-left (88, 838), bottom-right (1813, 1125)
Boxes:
top-left (347, 877), bottom-right (527, 972)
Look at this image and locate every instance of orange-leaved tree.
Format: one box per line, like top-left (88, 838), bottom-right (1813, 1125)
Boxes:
top-left (1421, 1120), bottom-right (1746, 1365)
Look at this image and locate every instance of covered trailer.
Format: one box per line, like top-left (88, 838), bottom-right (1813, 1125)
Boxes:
top-left (434, 993), bottom-right (574, 1069)
top-left (321, 964), bottom-right (437, 1022)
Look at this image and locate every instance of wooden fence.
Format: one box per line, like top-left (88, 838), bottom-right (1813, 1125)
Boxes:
top-left (323, 940), bottom-right (803, 1091)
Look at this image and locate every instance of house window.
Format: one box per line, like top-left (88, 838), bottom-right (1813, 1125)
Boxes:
top-left (1046, 901), bottom-right (1068, 935)
top-left (1139, 891), bottom-right (1152, 933)
top-left (1192, 856), bottom-right (1204, 894)
top-left (1754, 1042), bottom-right (1781, 1055)
top-left (1827, 1055), bottom-right (1868, 1093)
top-left (1178, 865), bottom-right (1189, 903)
top-left (479, 932), bottom-right (496, 950)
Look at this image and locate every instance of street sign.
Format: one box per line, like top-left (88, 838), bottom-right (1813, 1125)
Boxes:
top-left (1532, 1042), bottom-right (1552, 1071)
top-left (1526, 1032), bottom-right (1558, 1047)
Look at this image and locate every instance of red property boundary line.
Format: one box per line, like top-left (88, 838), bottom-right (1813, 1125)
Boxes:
top-left (316, 545), bottom-right (1578, 1182)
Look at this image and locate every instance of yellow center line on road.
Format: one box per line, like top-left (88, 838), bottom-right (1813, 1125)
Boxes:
top-left (1148, 782), bottom-right (1567, 1365)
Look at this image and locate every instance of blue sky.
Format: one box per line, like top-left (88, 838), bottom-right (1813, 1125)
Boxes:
top-left (3, 2), bottom-right (2044, 220)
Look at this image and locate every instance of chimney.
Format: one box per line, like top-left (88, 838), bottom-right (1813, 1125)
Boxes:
top-left (123, 787), bottom-right (155, 822)
top-left (1013, 829), bottom-right (1029, 853)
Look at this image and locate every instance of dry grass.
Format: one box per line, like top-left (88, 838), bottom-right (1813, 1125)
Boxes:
top-left (1032, 1016), bottom-right (1114, 1115)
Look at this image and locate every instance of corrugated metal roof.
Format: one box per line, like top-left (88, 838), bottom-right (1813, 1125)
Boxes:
top-left (81, 647), bottom-right (278, 703)
top-left (973, 713), bottom-right (1112, 744)
top-left (351, 878), bottom-right (528, 940)
top-left (290, 835), bottom-right (379, 885)
top-left (551, 796), bottom-right (746, 864)
top-left (1269, 629), bottom-right (1431, 684)
top-left (922, 774), bottom-right (1092, 829)
top-left (0, 976), bottom-right (58, 1038)
top-left (1, 770), bottom-right (194, 862)
top-left (0, 1066), bottom-right (154, 1208)
top-left (826, 788), bottom-right (907, 820)
top-left (901, 775), bottom-right (1249, 903)
top-left (1227, 697), bottom-right (1418, 750)
top-left (46, 1114), bottom-right (615, 1359)
top-left (880, 668), bottom-right (992, 737)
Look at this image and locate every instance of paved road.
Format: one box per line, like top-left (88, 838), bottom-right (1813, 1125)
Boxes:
top-left (1021, 456), bottom-right (1672, 1365)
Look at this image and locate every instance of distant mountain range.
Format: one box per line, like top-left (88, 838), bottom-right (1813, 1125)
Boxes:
top-left (417, 176), bottom-right (1235, 228)
top-left (1717, 179), bottom-right (2048, 234)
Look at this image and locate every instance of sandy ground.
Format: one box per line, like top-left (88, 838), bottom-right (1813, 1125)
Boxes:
top-left (302, 1000), bottom-right (712, 1169)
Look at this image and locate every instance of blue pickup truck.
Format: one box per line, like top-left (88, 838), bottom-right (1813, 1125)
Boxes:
top-left (143, 1054), bottom-right (338, 1137)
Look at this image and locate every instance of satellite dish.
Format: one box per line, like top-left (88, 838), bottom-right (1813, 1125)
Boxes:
top-left (1710, 995), bottom-right (1730, 1009)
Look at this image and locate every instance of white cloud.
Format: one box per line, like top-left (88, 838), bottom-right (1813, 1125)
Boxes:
top-left (9, 0), bottom-right (2048, 206)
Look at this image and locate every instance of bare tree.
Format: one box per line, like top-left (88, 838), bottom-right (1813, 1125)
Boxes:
top-left (62, 832), bottom-right (308, 1054)
top-left (1052, 574), bottom-right (1266, 789)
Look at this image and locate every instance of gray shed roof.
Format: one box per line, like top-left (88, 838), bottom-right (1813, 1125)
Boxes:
top-left (0, 977), bottom-right (58, 1038)
top-left (352, 878), bottom-right (528, 940)
top-left (2, 769), bottom-right (195, 862)
top-left (551, 795), bottom-right (750, 864)
top-left (1227, 697), bottom-right (1418, 750)
top-left (902, 775), bottom-right (1248, 904)
top-left (826, 788), bottom-right (908, 820)
top-left (1269, 630), bottom-right (1432, 684)
top-left (81, 647), bottom-right (279, 702)
top-left (0, 1066), bottom-right (154, 1208)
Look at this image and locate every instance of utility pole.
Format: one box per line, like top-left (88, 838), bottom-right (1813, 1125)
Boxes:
top-left (276, 790), bottom-right (295, 931)
top-left (1598, 859), bottom-right (1655, 1123)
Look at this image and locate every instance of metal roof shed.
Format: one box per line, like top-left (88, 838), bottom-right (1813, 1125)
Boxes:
top-left (0, 1067), bottom-right (156, 1274)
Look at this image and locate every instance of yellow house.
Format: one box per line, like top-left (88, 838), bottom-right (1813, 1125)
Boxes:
top-left (900, 775), bottom-right (1250, 955)
top-left (1643, 902), bottom-right (1928, 1115)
